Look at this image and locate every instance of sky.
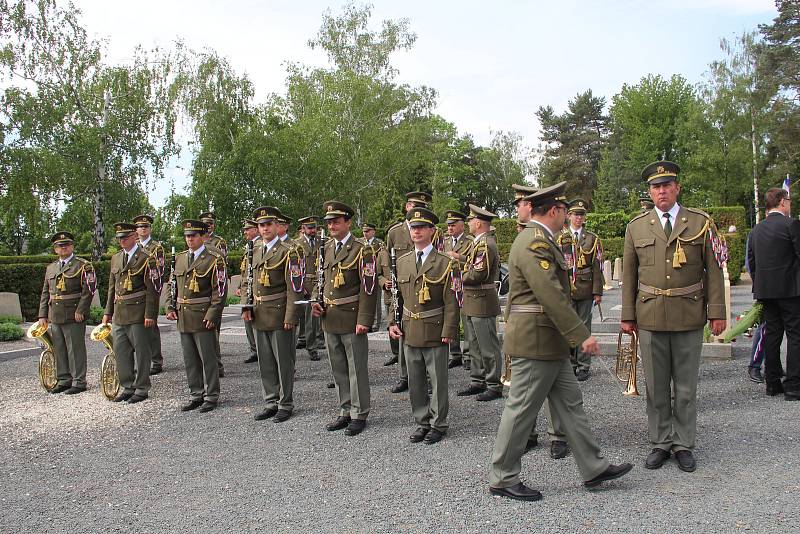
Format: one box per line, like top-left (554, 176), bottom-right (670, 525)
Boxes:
top-left (73, 0), bottom-right (779, 207)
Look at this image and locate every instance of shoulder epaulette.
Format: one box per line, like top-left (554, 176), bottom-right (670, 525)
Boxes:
top-left (685, 207), bottom-right (711, 220)
top-left (208, 249), bottom-right (223, 259)
top-left (629, 210), bottom-right (651, 224)
top-left (398, 249), bottom-right (414, 261)
top-left (75, 257), bottom-right (90, 264)
top-left (528, 240), bottom-right (549, 252)
top-left (530, 226), bottom-right (546, 240)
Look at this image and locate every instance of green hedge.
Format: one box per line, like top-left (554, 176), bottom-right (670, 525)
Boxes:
top-left (600, 237), bottom-right (624, 263)
top-left (0, 314), bottom-right (23, 324)
top-left (706, 206), bottom-right (747, 233)
top-left (0, 253), bottom-right (113, 265)
top-left (585, 211), bottom-right (628, 239)
top-left (723, 232), bottom-right (744, 284)
top-left (0, 322), bottom-right (25, 341)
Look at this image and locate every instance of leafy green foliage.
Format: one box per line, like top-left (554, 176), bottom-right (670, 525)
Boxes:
top-left (585, 212), bottom-right (628, 239)
top-left (0, 314), bottom-right (23, 324)
top-left (87, 306), bottom-right (105, 326)
top-left (0, 322), bottom-right (25, 341)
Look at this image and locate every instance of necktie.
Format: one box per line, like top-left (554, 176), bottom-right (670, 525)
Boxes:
top-left (336, 241), bottom-right (343, 256)
top-left (123, 252), bottom-right (129, 266)
top-left (416, 251), bottom-right (424, 272)
top-left (663, 213), bottom-right (672, 239)
top-left (189, 251), bottom-right (195, 266)
top-left (452, 238), bottom-right (457, 249)
top-left (574, 232), bottom-right (579, 244)
top-left (60, 260), bottom-right (65, 270)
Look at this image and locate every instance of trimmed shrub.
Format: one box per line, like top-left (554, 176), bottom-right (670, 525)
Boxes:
top-left (723, 232), bottom-right (744, 284)
top-left (706, 206), bottom-right (747, 233)
top-left (226, 295), bottom-right (241, 305)
top-left (87, 305), bottom-right (105, 326)
top-left (0, 314), bottom-right (23, 324)
top-left (600, 237), bottom-right (624, 262)
top-left (0, 322), bottom-right (25, 341)
top-left (585, 211), bottom-right (628, 239)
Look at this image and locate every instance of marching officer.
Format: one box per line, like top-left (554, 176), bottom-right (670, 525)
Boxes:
top-left (380, 191), bottom-right (432, 391)
top-left (312, 201), bottom-right (378, 436)
top-left (103, 222), bottom-right (160, 403)
top-left (488, 182), bottom-right (633, 501)
top-left (166, 220), bottom-right (227, 413)
top-left (199, 211), bottom-right (227, 377)
top-left (622, 161), bottom-right (726, 473)
top-left (241, 207), bottom-right (302, 423)
top-left (362, 223), bottom-right (384, 332)
top-left (388, 207), bottom-right (460, 445)
top-left (561, 199), bottom-right (604, 381)
top-left (37, 231), bottom-right (97, 394)
top-left (442, 210), bottom-right (473, 369)
top-left (134, 214), bottom-right (166, 375)
top-left (238, 219), bottom-right (260, 364)
top-left (457, 205), bottom-right (504, 402)
top-left (295, 216), bottom-right (325, 361)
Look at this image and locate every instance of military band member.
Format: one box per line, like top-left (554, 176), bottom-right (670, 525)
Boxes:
top-left (379, 191), bottom-right (431, 392)
top-left (362, 223), bottom-right (384, 332)
top-left (294, 216), bottom-right (325, 361)
top-left (166, 220), bottom-right (227, 413)
top-left (241, 207), bottom-right (302, 423)
top-left (311, 201), bottom-right (378, 436)
top-left (238, 219), bottom-right (260, 364)
top-left (103, 223), bottom-right (160, 403)
top-left (443, 210), bottom-right (473, 369)
top-left (457, 205), bottom-right (504, 402)
top-left (621, 161), bottom-right (726, 473)
top-left (37, 231), bottom-right (96, 394)
top-left (639, 194), bottom-right (655, 213)
top-left (276, 212), bottom-right (292, 242)
top-left (560, 199), bottom-right (604, 382)
top-left (388, 208), bottom-right (459, 445)
top-left (200, 211), bottom-right (227, 377)
top-left (488, 182), bottom-right (633, 501)
top-left (134, 214), bottom-right (166, 375)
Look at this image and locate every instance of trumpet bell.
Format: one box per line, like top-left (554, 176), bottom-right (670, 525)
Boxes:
top-left (90, 323), bottom-right (112, 341)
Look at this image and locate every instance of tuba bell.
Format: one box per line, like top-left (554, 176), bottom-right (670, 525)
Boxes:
top-left (615, 330), bottom-right (641, 396)
top-left (90, 323), bottom-right (120, 400)
top-left (28, 322), bottom-right (57, 392)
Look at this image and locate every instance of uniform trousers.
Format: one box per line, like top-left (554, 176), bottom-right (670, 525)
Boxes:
top-left (112, 323), bottom-right (152, 396)
top-left (50, 322), bottom-right (87, 388)
top-left (179, 330), bottom-right (220, 403)
top-left (244, 320), bottom-right (257, 359)
top-left (489, 358), bottom-right (608, 488)
top-left (326, 331), bottom-right (370, 419)
top-left (147, 323), bottom-right (163, 369)
top-left (570, 299), bottom-right (593, 372)
top-left (302, 304), bottom-right (324, 355)
top-left (639, 328), bottom-right (702, 452)
top-left (405, 344), bottom-right (449, 432)
top-left (466, 315), bottom-right (502, 392)
top-left (255, 328), bottom-right (296, 412)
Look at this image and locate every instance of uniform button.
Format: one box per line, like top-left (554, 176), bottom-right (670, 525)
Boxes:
top-left (666, 275), bottom-right (671, 280)
top-left (666, 260), bottom-right (670, 264)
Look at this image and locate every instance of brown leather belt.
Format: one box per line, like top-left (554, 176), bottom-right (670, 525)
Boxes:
top-left (115, 290), bottom-right (146, 302)
top-left (464, 283), bottom-right (497, 291)
top-left (178, 297), bottom-right (211, 304)
top-left (51, 293), bottom-right (81, 301)
top-left (637, 281), bottom-right (703, 297)
top-left (403, 306), bottom-right (444, 320)
top-left (509, 304), bottom-right (544, 314)
top-left (255, 292), bottom-right (286, 303)
top-left (576, 267), bottom-right (592, 275)
top-left (324, 294), bottom-right (360, 306)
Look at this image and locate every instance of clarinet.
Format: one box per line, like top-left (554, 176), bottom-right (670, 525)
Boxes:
top-left (390, 247), bottom-right (403, 327)
top-left (170, 246), bottom-right (177, 308)
top-left (245, 238), bottom-right (254, 309)
top-left (316, 228), bottom-right (326, 308)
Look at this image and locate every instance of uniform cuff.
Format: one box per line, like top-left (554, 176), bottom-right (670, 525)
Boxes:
top-left (707, 304), bottom-right (727, 319)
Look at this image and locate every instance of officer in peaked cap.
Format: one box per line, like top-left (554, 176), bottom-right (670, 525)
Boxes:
top-left (443, 209), bottom-right (473, 369)
top-left (134, 214), bottom-right (166, 375)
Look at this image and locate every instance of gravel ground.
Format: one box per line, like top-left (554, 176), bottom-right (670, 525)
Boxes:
top-left (1, 287), bottom-right (798, 533)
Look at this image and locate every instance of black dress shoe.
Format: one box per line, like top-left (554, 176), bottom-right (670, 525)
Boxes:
top-left (273, 410), bottom-right (292, 423)
top-left (766, 382), bottom-right (784, 396)
top-left (747, 367), bottom-right (764, 383)
top-left (575, 369), bottom-right (590, 382)
top-left (674, 450), bottom-right (697, 472)
top-left (489, 482), bottom-right (543, 502)
top-left (344, 419), bottom-right (366, 436)
top-left (255, 406), bottom-right (279, 421)
top-left (326, 415), bottom-right (351, 431)
top-left (50, 384), bottom-right (71, 394)
top-left (550, 440), bottom-right (569, 459)
top-left (113, 392), bottom-right (133, 402)
top-left (423, 429), bottom-right (445, 444)
top-left (243, 355), bottom-right (258, 363)
top-left (218, 369), bottom-right (225, 378)
top-left (584, 463), bottom-right (634, 488)
top-left (457, 384), bottom-right (486, 396)
top-left (476, 389), bottom-right (503, 402)
top-left (198, 401), bottom-right (217, 413)
top-left (181, 399), bottom-right (204, 412)
top-left (785, 391), bottom-right (800, 401)
top-left (127, 394), bottom-right (148, 404)
top-left (383, 355), bottom-right (398, 366)
top-left (409, 427), bottom-right (430, 443)
top-left (524, 434), bottom-right (539, 454)
top-left (296, 340), bottom-right (306, 349)
top-left (644, 448), bottom-right (670, 469)
top-left (64, 386), bottom-right (87, 395)
top-left (326, 382), bottom-right (335, 389)
top-left (149, 366), bottom-right (163, 375)
top-left (463, 361), bottom-right (471, 371)
top-left (309, 352), bottom-right (320, 361)
top-left (448, 358), bottom-right (462, 369)
top-left (390, 380), bottom-right (408, 393)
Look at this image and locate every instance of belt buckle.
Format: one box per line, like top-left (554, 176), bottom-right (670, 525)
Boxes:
top-left (409, 311), bottom-right (420, 320)
top-left (660, 288), bottom-right (672, 297)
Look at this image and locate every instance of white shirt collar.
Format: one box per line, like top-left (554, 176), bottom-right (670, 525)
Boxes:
top-left (654, 203), bottom-right (681, 228)
top-left (366, 237), bottom-right (375, 245)
top-left (123, 243), bottom-right (138, 263)
top-left (414, 243), bottom-right (434, 266)
top-left (265, 235), bottom-right (281, 251)
top-left (336, 233), bottom-right (352, 247)
top-left (279, 234), bottom-right (289, 241)
top-left (529, 220), bottom-right (554, 239)
top-left (189, 244), bottom-right (206, 257)
top-left (452, 232), bottom-right (463, 242)
top-left (139, 236), bottom-right (151, 247)
top-left (569, 226), bottom-right (582, 239)
top-left (60, 254), bottom-right (74, 266)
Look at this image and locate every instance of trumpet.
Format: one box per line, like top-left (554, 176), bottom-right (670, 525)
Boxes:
top-left (500, 353), bottom-right (512, 387)
top-left (90, 323), bottom-right (120, 400)
top-left (615, 330), bottom-right (641, 396)
top-left (27, 322), bottom-right (57, 392)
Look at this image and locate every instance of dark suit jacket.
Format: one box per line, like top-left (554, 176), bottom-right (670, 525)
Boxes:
top-left (747, 211), bottom-right (800, 299)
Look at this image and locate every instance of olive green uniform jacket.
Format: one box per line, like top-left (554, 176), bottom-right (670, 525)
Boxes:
top-left (390, 249), bottom-right (460, 347)
top-left (443, 232), bottom-right (472, 263)
top-left (503, 222), bottom-right (590, 359)
top-left (379, 221), bottom-right (413, 296)
top-left (557, 228), bottom-right (604, 301)
top-left (294, 234), bottom-right (321, 296)
top-left (462, 233), bottom-right (501, 317)
top-left (167, 248), bottom-right (227, 333)
top-left (240, 239), bottom-right (301, 331)
top-left (621, 207), bottom-right (726, 331)
top-left (104, 246), bottom-right (160, 324)
top-left (38, 257), bottom-right (95, 323)
top-left (206, 233), bottom-right (228, 258)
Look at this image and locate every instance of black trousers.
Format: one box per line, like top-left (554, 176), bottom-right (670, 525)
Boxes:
top-left (761, 296), bottom-right (800, 392)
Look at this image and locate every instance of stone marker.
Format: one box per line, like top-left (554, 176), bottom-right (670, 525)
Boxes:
top-left (0, 292), bottom-right (22, 319)
top-left (613, 257), bottom-right (623, 281)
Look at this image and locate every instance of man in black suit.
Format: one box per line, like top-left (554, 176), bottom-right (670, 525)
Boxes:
top-left (747, 187), bottom-right (800, 401)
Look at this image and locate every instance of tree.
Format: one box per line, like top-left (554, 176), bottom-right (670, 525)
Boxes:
top-left (0, 0), bottom-right (181, 258)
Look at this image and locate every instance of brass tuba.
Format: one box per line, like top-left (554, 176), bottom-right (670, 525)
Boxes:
top-left (90, 323), bottom-right (120, 400)
top-left (615, 330), bottom-right (641, 396)
top-left (500, 353), bottom-right (512, 387)
top-left (28, 322), bottom-right (57, 392)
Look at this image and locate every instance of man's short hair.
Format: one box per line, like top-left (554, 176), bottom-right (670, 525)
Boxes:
top-left (765, 188), bottom-right (789, 210)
